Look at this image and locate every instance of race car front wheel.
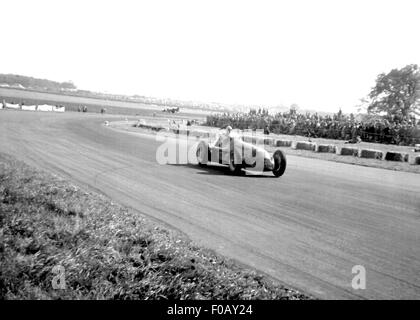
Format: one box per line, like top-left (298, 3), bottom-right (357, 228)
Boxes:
top-left (272, 149), bottom-right (287, 177)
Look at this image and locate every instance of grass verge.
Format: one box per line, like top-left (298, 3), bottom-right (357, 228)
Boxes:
top-left (0, 153), bottom-right (310, 300)
top-left (266, 146), bottom-right (420, 174)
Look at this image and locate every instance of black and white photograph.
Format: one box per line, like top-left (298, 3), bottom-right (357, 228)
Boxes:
top-left (0, 0), bottom-right (419, 311)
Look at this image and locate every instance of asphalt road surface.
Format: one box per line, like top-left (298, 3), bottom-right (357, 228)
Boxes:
top-left (1, 110), bottom-right (419, 299)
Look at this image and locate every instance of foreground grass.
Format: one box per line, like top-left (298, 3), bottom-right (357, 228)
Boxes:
top-left (0, 153), bottom-right (310, 300)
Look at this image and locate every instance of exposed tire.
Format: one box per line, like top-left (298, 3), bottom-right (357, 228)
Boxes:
top-left (272, 149), bottom-right (287, 177)
top-left (196, 141), bottom-right (208, 166)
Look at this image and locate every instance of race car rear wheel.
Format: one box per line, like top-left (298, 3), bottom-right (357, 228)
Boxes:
top-left (272, 149), bottom-right (287, 177)
top-left (196, 141), bottom-right (208, 166)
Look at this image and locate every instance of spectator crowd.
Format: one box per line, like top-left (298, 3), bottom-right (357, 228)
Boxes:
top-left (206, 109), bottom-right (420, 146)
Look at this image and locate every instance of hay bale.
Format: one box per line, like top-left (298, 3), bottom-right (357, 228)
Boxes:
top-left (189, 130), bottom-right (201, 137)
top-left (193, 130), bottom-right (208, 137)
top-left (178, 129), bottom-right (188, 135)
top-left (275, 140), bottom-right (292, 147)
top-left (21, 105), bottom-right (37, 111)
top-left (413, 155), bottom-right (420, 165)
top-left (243, 136), bottom-right (253, 143)
top-left (264, 138), bottom-right (275, 146)
top-left (255, 137), bottom-right (265, 145)
top-left (5, 103), bottom-right (20, 109)
top-left (294, 141), bottom-right (316, 151)
top-left (359, 149), bottom-right (383, 160)
top-left (241, 136), bottom-right (256, 144)
top-left (384, 151), bottom-right (409, 162)
top-left (339, 147), bottom-right (359, 156)
top-left (137, 123), bottom-right (164, 131)
top-left (53, 106), bottom-right (65, 112)
top-left (316, 144), bottom-right (337, 153)
top-left (37, 104), bottom-right (53, 112)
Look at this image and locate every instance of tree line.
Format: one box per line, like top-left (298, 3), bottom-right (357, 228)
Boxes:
top-left (0, 74), bottom-right (76, 91)
top-left (206, 65), bottom-right (420, 146)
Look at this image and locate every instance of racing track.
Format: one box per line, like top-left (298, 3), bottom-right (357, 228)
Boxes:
top-left (1, 111), bottom-right (419, 299)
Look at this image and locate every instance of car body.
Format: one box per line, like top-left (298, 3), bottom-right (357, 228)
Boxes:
top-left (196, 133), bottom-right (287, 177)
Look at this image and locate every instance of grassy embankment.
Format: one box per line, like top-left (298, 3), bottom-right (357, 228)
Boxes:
top-left (259, 135), bottom-right (420, 173)
top-left (0, 153), bottom-right (310, 300)
top-left (261, 134), bottom-right (420, 173)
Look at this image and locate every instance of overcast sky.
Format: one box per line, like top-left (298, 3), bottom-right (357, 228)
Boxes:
top-left (1, 0), bottom-right (419, 113)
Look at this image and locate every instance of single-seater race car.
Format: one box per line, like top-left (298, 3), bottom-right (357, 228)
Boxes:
top-left (196, 128), bottom-right (287, 177)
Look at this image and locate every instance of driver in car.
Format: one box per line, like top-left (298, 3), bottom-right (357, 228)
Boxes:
top-left (214, 126), bottom-right (233, 148)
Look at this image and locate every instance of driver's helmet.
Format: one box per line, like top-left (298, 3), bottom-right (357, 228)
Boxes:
top-left (226, 126), bottom-right (233, 135)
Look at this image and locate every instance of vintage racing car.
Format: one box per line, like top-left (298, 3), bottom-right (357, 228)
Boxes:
top-left (195, 129), bottom-right (287, 177)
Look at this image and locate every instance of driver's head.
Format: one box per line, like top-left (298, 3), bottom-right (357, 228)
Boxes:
top-left (226, 125), bottom-right (232, 134)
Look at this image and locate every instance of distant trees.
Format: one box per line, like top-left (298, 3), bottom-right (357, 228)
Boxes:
top-left (367, 64), bottom-right (420, 121)
top-left (0, 74), bottom-right (77, 91)
top-left (61, 81), bottom-right (76, 89)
